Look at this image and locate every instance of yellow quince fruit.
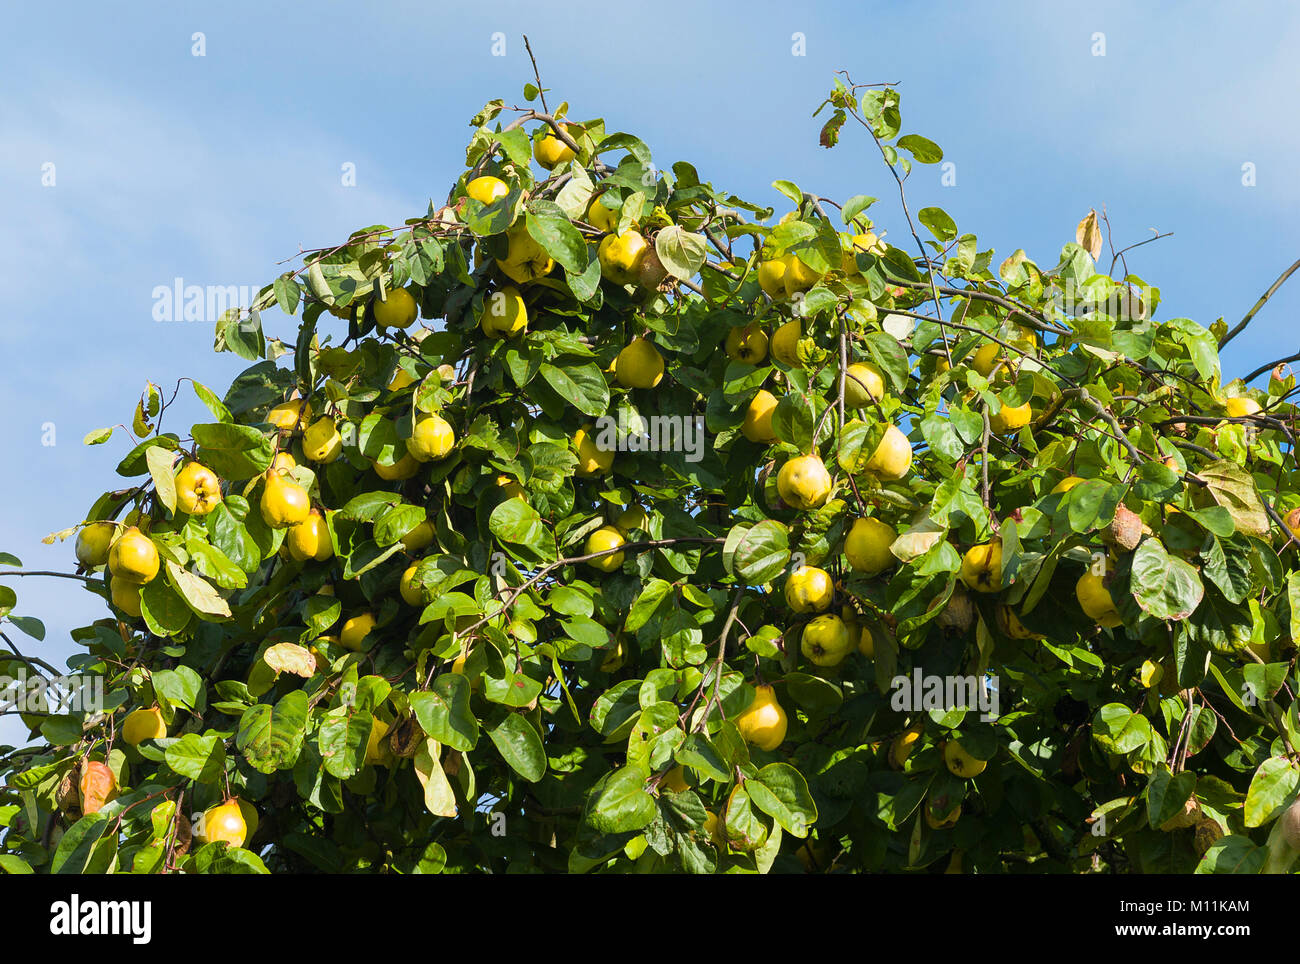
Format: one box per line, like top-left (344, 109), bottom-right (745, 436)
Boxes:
top-left (735, 684), bottom-right (788, 751)
top-left (614, 337), bottom-right (665, 389)
top-left (741, 389), bottom-right (779, 444)
top-left (777, 454), bottom-right (832, 511)
top-left (724, 323), bottom-right (769, 365)
top-left (534, 123), bottom-right (577, 169)
top-left (175, 462), bottom-right (222, 516)
top-left (844, 517), bottom-right (895, 575)
top-left (302, 417), bottom-right (343, 463)
top-left (800, 613), bottom-right (854, 666)
top-left (481, 286), bottom-right (528, 338)
top-left (785, 565), bottom-right (834, 613)
top-left (585, 525), bottom-right (626, 572)
top-left (408, 414), bottom-right (456, 462)
top-left (573, 424), bottom-right (614, 476)
top-left (373, 287), bottom-right (419, 329)
top-left (287, 509), bottom-right (333, 562)
top-left (960, 540), bottom-right (1002, 593)
top-left (260, 470), bottom-right (311, 528)
top-left (107, 526), bottom-right (159, 584)
top-left (598, 230), bottom-right (650, 285)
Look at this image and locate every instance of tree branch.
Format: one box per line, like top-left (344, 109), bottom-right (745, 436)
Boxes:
top-left (521, 35), bottom-right (549, 115)
top-left (1219, 256), bottom-right (1300, 349)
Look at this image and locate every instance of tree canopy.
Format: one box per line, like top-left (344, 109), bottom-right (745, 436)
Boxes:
top-left (2, 72), bottom-right (1299, 875)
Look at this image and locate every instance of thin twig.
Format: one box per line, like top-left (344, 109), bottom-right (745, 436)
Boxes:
top-left (0, 570), bottom-right (97, 583)
top-left (522, 35), bottom-right (549, 115)
top-left (1219, 257), bottom-right (1300, 348)
top-left (1242, 352), bottom-right (1300, 385)
top-left (452, 537), bottom-right (727, 642)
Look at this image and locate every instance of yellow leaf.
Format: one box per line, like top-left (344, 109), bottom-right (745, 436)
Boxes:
top-left (414, 739), bottom-right (458, 817)
top-left (1076, 209), bottom-right (1103, 261)
top-left (165, 561), bottom-right (231, 618)
top-left (263, 643), bottom-right (317, 678)
top-left (132, 400), bottom-right (151, 437)
top-left (999, 249), bottom-right (1029, 284)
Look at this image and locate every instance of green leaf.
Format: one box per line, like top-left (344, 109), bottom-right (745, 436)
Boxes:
top-left (414, 740), bottom-right (458, 817)
top-left (166, 560), bottom-right (232, 619)
top-left (784, 672), bottom-right (844, 716)
top-left (675, 733), bottom-right (731, 783)
top-left (1198, 460), bottom-right (1269, 539)
top-left (655, 225), bottom-right (708, 280)
top-left (318, 712), bottom-right (371, 779)
top-left (1243, 756), bottom-right (1299, 828)
top-left (745, 762), bottom-right (817, 838)
top-left (340, 491), bottom-right (403, 522)
top-left (526, 201), bottom-right (587, 274)
top-left (192, 422), bottom-right (274, 481)
top-left (539, 362), bottom-right (609, 418)
top-left (146, 446), bottom-right (178, 514)
top-left (51, 812), bottom-right (111, 874)
top-left (302, 595), bottom-right (342, 639)
top-left (1131, 539), bottom-right (1204, 620)
top-left (153, 665), bottom-right (203, 710)
top-left (207, 502), bottom-right (262, 573)
top-left (191, 380), bottom-right (233, 422)
top-left (728, 520), bottom-right (790, 584)
top-left (590, 679), bottom-right (643, 740)
top-left (7, 615), bottom-right (44, 641)
top-left (1196, 836), bottom-right (1267, 874)
top-left (918, 206), bottom-right (957, 242)
top-left (273, 276), bottom-right (301, 316)
top-left (841, 195), bottom-right (878, 225)
top-left (771, 180), bottom-right (803, 204)
top-left (567, 245), bottom-right (602, 302)
top-left (483, 671), bottom-right (544, 707)
top-left (214, 309), bottom-right (266, 360)
top-left (897, 134), bottom-right (943, 163)
top-left (186, 538), bottom-right (247, 590)
top-left (497, 128), bottom-right (532, 166)
top-left (39, 715), bottom-right (83, 746)
top-left (1092, 703), bottom-right (1152, 755)
top-left (1145, 765), bottom-right (1196, 828)
top-left (597, 132), bottom-right (652, 165)
top-left (1133, 460), bottom-right (1182, 502)
top-left (211, 847), bottom-right (270, 874)
top-left (373, 504), bottom-right (426, 548)
top-left (165, 733), bottom-right (226, 783)
top-left (489, 498), bottom-right (557, 565)
top-left (861, 331), bottom-right (910, 393)
top-left (488, 714), bottom-right (547, 782)
top-left (1289, 571), bottom-right (1300, 647)
top-left (236, 690), bottom-right (308, 773)
top-left (410, 675), bottom-right (479, 752)
top-left (626, 578), bottom-right (672, 633)
top-left (586, 765), bottom-right (656, 833)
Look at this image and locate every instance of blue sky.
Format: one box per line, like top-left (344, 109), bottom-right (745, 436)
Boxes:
top-left (2, 0), bottom-right (1298, 742)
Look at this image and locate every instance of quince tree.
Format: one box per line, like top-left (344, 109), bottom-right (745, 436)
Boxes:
top-left (2, 71), bottom-right (1299, 875)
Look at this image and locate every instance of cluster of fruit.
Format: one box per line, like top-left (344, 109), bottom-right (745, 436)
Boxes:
top-left (69, 709), bottom-right (250, 851)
